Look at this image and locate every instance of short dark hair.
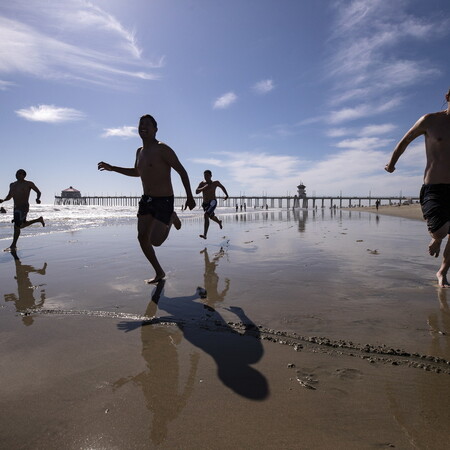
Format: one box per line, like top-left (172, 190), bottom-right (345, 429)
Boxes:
top-left (16, 169), bottom-right (26, 179)
top-left (140, 114), bottom-right (158, 131)
top-left (204, 170), bottom-right (212, 176)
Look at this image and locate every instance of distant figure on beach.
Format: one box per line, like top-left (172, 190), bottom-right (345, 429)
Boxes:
top-left (98, 114), bottom-right (196, 283)
top-left (0, 169), bottom-right (45, 251)
top-left (196, 170), bottom-right (229, 239)
top-left (375, 199), bottom-right (380, 210)
top-left (385, 88), bottom-right (450, 287)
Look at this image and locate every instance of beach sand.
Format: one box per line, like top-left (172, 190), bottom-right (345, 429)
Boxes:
top-left (343, 202), bottom-right (424, 222)
top-left (0, 210), bottom-right (449, 449)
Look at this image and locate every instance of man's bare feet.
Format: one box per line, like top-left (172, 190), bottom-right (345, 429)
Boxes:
top-left (39, 217), bottom-right (45, 227)
top-left (172, 212), bottom-right (181, 230)
top-left (4, 246), bottom-right (16, 252)
top-left (218, 220), bottom-right (223, 230)
top-left (145, 271), bottom-right (166, 284)
top-left (199, 234), bottom-right (207, 239)
top-left (437, 271), bottom-right (450, 288)
top-left (429, 238), bottom-right (442, 257)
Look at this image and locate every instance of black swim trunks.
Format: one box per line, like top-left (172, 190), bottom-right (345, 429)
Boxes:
top-left (137, 195), bottom-right (174, 225)
top-left (12, 205), bottom-right (29, 227)
top-left (420, 184), bottom-right (450, 234)
top-left (202, 199), bottom-right (217, 217)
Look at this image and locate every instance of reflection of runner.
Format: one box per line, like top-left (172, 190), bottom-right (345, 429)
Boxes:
top-left (4, 250), bottom-right (47, 326)
top-left (114, 284), bottom-right (199, 445)
top-left (200, 247), bottom-right (230, 308)
top-left (0, 169), bottom-right (45, 251)
top-left (196, 170), bottom-right (229, 239)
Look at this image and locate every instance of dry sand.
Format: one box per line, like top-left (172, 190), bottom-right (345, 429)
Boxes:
top-left (0, 212), bottom-right (449, 449)
top-left (343, 202), bottom-right (424, 221)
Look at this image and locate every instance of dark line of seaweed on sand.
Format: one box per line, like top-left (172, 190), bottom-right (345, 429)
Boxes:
top-left (23, 308), bottom-right (450, 375)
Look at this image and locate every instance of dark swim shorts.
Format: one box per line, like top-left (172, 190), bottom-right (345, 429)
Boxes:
top-left (202, 199), bottom-right (217, 217)
top-left (137, 195), bottom-right (174, 225)
top-left (12, 206), bottom-right (29, 227)
top-left (420, 184), bottom-right (450, 234)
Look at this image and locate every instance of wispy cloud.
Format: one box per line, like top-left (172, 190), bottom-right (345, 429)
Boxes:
top-left (326, 0), bottom-right (448, 111)
top-left (101, 126), bottom-right (138, 138)
top-left (15, 104), bottom-right (85, 123)
top-left (213, 92), bottom-right (237, 109)
top-left (190, 138), bottom-right (425, 197)
top-left (252, 79), bottom-right (274, 94)
top-left (0, 1), bottom-right (163, 87)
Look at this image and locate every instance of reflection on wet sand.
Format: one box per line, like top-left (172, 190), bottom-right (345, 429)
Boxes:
top-left (116, 279), bottom-right (268, 445)
top-left (200, 247), bottom-right (229, 308)
top-left (4, 250), bottom-right (47, 326)
top-left (386, 288), bottom-right (450, 448)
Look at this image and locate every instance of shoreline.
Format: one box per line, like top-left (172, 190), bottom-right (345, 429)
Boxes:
top-left (342, 202), bottom-right (424, 222)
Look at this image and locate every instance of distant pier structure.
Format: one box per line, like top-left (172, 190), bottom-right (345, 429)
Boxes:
top-left (293, 182), bottom-right (308, 209)
top-left (56, 186), bottom-right (83, 205)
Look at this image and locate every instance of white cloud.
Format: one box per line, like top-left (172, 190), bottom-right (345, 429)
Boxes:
top-left (15, 104), bottom-right (84, 123)
top-left (189, 137), bottom-right (426, 197)
top-left (335, 137), bottom-right (393, 150)
top-left (252, 79), bottom-right (274, 94)
top-left (327, 1), bottom-right (448, 107)
top-left (101, 126), bottom-right (137, 138)
top-left (0, 2), bottom-right (163, 87)
top-left (213, 92), bottom-right (237, 109)
top-left (0, 79), bottom-right (14, 90)
top-left (359, 123), bottom-right (396, 136)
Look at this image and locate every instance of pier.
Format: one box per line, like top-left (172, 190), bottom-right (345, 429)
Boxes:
top-left (54, 195), bottom-right (420, 208)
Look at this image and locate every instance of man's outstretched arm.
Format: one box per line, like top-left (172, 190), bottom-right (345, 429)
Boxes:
top-left (0, 185), bottom-right (13, 203)
top-left (98, 161), bottom-right (139, 177)
top-left (385, 116), bottom-right (427, 173)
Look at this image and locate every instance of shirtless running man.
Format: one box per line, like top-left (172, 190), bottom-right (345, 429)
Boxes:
top-left (385, 88), bottom-right (450, 287)
top-left (196, 170), bottom-right (229, 239)
top-left (98, 114), bottom-right (196, 283)
top-left (0, 169), bottom-right (45, 251)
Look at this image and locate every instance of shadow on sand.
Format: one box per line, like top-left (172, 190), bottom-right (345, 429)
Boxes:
top-left (117, 280), bottom-right (269, 401)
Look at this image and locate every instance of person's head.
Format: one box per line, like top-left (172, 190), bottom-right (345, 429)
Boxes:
top-left (204, 170), bottom-right (212, 182)
top-left (446, 88), bottom-right (450, 103)
top-left (15, 169), bottom-right (26, 180)
top-left (138, 114), bottom-right (158, 139)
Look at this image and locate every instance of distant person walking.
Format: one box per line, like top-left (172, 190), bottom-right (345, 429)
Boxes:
top-left (375, 199), bottom-right (380, 210)
top-left (196, 170), bottom-right (229, 239)
top-left (0, 169), bottom-right (45, 251)
top-left (98, 114), bottom-right (196, 283)
top-left (385, 88), bottom-right (450, 287)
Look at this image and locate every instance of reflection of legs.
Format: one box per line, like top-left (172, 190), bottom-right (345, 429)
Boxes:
top-left (200, 215), bottom-right (209, 239)
top-left (138, 215), bottom-right (166, 283)
top-left (437, 237), bottom-right (450, 288)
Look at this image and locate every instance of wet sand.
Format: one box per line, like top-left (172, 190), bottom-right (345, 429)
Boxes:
top-left (0, 210), bottom-right (449, 449)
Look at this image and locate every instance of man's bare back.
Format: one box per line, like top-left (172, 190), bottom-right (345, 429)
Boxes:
top-left (8, 180), bottom-right (39, 207)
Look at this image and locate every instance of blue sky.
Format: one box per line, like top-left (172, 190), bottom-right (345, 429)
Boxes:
top-left (0, 0), bottom-right (449, 203)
